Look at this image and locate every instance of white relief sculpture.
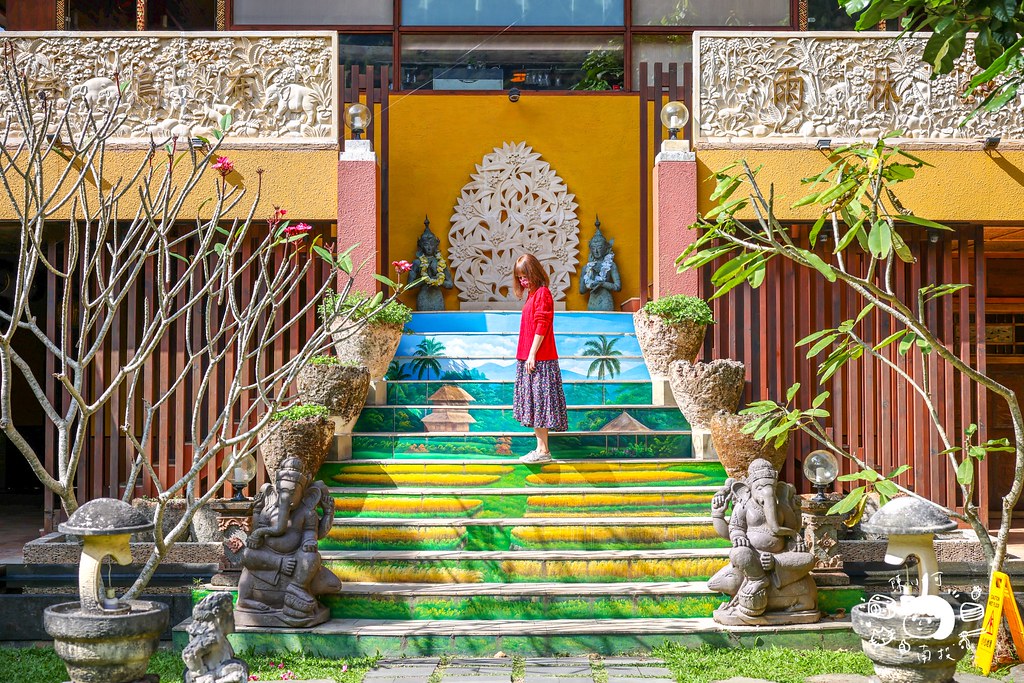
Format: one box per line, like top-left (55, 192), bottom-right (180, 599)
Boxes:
top-left (0, 32), bottom-right (336, 141)
top-left (449, 141), bottom-right (580, 309)
top-left (694, 32), bottom-right (1024, 144)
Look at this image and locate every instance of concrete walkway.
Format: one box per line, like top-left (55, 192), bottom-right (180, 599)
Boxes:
top-left (363, 658), bottom-right (675, 683)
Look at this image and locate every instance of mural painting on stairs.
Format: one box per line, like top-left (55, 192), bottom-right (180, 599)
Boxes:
top-left (448, 142), bottom-right (580, 309)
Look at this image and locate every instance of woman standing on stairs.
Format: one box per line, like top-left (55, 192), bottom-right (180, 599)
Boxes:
top-left (512, 254), bottom-right (569, 464)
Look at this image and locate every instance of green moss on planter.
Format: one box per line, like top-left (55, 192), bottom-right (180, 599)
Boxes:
top-left (319, 291), bottom-right (413, 327)
top-left (642, 295), bottom-right (715, 326)
top-left (272, 404), bottom-right (329, 421)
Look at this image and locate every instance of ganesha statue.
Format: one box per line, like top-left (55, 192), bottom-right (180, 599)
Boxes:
top-left (235, 457), bottom-right (341, 628)
top-left (708, 458), bottom-right (820, 626)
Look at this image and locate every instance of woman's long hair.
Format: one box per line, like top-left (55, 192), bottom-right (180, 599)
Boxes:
top-left (512, 254), bottom-right (550, 299)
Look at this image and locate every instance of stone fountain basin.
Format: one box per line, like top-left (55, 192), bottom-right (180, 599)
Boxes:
top-left (44, 600), bottom-right (168, 683)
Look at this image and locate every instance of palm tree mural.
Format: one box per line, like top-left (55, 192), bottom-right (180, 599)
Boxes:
top-left (583, 335), bottom-right (622, 380)
top-left (410, 338), bottom-right (445, 379)
top-left (385, 359), bottom-right (411, 381)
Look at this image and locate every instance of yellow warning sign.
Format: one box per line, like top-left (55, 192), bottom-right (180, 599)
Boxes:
top-left (975, 571), bottom-right (1024, 675)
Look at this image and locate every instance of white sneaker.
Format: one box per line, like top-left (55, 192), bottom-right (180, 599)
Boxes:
top-left (519, 450), bottom-right (552, 464)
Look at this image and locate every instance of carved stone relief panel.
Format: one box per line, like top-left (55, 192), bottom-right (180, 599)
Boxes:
top-left (0, 32), bottom-right (337, 142)
top-left (449, 141), bottom-right (580, 309)
top-left (694, 32), bottom-right (1024, 144)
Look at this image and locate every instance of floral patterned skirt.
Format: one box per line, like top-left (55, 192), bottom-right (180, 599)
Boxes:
top-left (513, 360), bottom-right (569, 432)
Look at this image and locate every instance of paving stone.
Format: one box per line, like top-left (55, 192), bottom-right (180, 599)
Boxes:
top-left (522, 678), bottom-right (593, 683)
top-left (607, 678), bottom-right (672, 683)
top-left (524, 665), bottom-right (593, 676)
top-left (710, 678), bottom-right (779, 683)
top-left (634, 668), bottom-right (673, 678)
top-left (804, 676), bottom-right (872, 683)
top-left (604, 667), bottom-right (646, 677)
top-left (526, 658), bottom-right (595, 667)
top-left (1009, 664), bottom-right (1024, 683)
top-left (954, 675), bottom-right (998, 683)
top-left (371, 666), bottom-right (439, 677)
top-left (439, 678), bottom-right (510, 683)
top-left (600, 659), bottom-right (666, 666)
top-left (449, 659), bottom-right (512, 666)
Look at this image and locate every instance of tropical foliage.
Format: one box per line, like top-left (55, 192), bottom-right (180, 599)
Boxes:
top-left (642, 294), bottom-right (715, 326)
top-left (681, 133), bottom-right (1021, 570)
top-left (583, 335), bottom-right (623, 379)
top-left (410, 338), bottom-right (445, 379)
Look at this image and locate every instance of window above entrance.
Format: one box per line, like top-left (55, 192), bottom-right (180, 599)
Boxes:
top-left (402, 0), bottom-right (624, 27)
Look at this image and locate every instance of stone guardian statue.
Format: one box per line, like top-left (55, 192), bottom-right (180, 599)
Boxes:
top-left (708, 458), bottom-right (820, 625)
top-left (182, 592), bottom-right (248, 683)
top-left (579, 217), bottom-right (621, 311)
top-left (235, 457), bottom-right (341, 628)
top-left (408, 216), bottom-right (453, 311)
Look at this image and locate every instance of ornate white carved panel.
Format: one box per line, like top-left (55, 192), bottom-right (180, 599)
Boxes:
top-left (694, 32), bottom-right (1024, 145)
top-left (449, 141), bottom-right (580, 309)
top-left (0, 32), bottom-right (337, 142)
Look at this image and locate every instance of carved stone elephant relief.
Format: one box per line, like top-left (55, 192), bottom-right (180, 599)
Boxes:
top-left (70, 77), bottom-right (118, 109)
top-left (264, 83), bottom-right (318, 126)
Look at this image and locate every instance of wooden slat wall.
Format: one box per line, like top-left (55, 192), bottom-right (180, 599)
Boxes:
top-left (42, 235), bottom-right (336, 531)
top-left (697, 227), bottom-right (991, 514)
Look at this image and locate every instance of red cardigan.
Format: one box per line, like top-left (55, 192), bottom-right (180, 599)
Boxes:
top-left (517, 286), bottom-right (558, 361)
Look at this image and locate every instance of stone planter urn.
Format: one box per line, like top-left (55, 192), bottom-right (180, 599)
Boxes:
top-left (709, 410), bottom-right (789, 479)
top-left (44, 498), bottom-right (169, 683)
top-left (130, 497), bottom-right (188, 542)
top-left (633, 305), bottom-right (708, 406)
top-left (668, 359), bottom-right (745, 429)
top-left (330, 319), bottom-right (404, 405)
top-left (851, 497), bottom-right (983, 683)
top-left (259, 412), bottom-right (334, 483)
top-left (297, 362), bottom-right (370, 433)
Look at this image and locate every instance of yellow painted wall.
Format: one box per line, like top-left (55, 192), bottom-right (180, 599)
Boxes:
top-left (696, 149), bottom-right (1024, 224)
top-left (0, 147), bottom-right (338, 222)
top-left (387, 94), bottom-right (641, 311)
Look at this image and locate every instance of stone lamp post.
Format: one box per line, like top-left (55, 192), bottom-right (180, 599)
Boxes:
top-left (43, 498), bottom-right (169, 683)
top-left (851, 497), bottom-right (983, 683)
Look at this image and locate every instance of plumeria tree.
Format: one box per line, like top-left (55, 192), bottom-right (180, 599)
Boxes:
top-left (680, 133), bottom-right (1021, 570)
top-left (0, 61), bottom-right (406, 594)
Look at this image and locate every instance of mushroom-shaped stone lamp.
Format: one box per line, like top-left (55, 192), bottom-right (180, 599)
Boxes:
top-left (861, 496), bottom-right (956, 596)
top-left (59, 498), bottom-right (154, 613)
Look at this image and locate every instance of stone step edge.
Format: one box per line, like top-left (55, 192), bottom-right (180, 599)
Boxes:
top-left (327, 486), bottom-right (721, 495)
top-left (388, 379), bottom-right (651, 384)
top-left (205, 581), bottom-right (860, 597)
top-left (329, 516), bottom-right (716, 527)
top-left (401, 330), bottom-right (638, 337)
top-left (174, 616), bottom-right (853, 637)
top-left (321, 549), bottom-right (731, 560)
top-left (358, 404), bottom-right (680, 411)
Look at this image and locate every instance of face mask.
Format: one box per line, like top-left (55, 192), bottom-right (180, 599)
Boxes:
top-left (518, 276), bottom-right (531, 288)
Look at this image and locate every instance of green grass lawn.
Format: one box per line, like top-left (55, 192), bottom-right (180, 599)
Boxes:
top-left (0, 644), bottom-right (1008, 683)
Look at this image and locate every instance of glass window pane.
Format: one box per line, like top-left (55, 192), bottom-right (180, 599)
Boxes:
top-left (402, 0), bottom-right (623, 27)
top-left (68, 0), bottom-right (135, 29)
top-left (807, 0), bottom-right (856, 29)
top-left (152, 0), bottom-right (217, 29)
top-left (340, 35), bottom-right (394, 88)
top-left (633, 0), bottom-right (790, 27)
top-left (232, 0), bottom-right (393, 25)
top-left (631, 35), bottom-right (691, 88)
top-left (400, 35), bottom-right (623, 90)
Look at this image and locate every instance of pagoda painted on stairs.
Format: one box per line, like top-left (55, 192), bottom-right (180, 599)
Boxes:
top-left (182, 311), bottom-right (862, 656)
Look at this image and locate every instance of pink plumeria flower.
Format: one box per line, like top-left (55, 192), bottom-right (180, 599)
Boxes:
top-left (283, 222), bottom-right (313, 238)
top-left (211, 156), bottom-right (234, 177)
top-left (392, 259), bottom-right (413, 273)
top-left (341, 664), bottom-right (349, 673)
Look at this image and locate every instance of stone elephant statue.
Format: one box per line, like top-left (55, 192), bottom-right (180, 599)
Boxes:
top-left (70, 77), bottom-right (118, 108)
top-left (264, 83), bottom-right (318, 126)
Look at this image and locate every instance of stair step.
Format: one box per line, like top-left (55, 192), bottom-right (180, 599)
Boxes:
top-left (387, 380), bottom-right (652, 406)
top-left (403, 311), bottom-right (638, 335)
top-left (353, 406), bottom-right (688, 434)
top-left (350, 432), bottom-right (692, 460)
top-left (320, 460), bottom-right (726, 490)
top-left (323, 548), bottom-right (730, 583)
top-left (388, 357), bottom-right (650, 382)
top-left (174, 616), bottom-right (859, 656)
top-left (328, 489), bottom-right (716, 520)
top-left (321, 517), bottom-right (725, 552)
top-left (197, 583), bottom-right (864, 622)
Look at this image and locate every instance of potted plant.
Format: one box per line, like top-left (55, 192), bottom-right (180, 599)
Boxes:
top-left (634, 294), bottom-right (714, 405)
top-left (297, 356), bottom-right (371, 434)
top-left (668, 358), bottom-right (745, 430)
top-left (708, 410), bottom-right (789, 479)
top-left (322, 290), bottom-right (412, 403)
top-left (259, 404), bottom-right (334, 483)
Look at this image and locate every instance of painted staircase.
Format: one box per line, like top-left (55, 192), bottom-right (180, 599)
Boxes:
top-left (190, 312), bottom-right (861, 656)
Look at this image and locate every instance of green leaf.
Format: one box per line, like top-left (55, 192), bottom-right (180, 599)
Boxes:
top-left (786, 383), bottom-right (801, 403)
top-left (169, 251), bottom-right (190, 263)
top-left (373, 273), bottom-right (398, 288)
top-left (887, 164), bottom-right (916, 181)
top-left (808, 214), bottom-right (828, 244)
top-left (837, 472), bottom-right (867, 482)
top-left (890, 230), bottom-right (914, 263)
top-left (975, 25), bottom-right (1003, 68)
top-left (797, 328), bottom-right (837, 347)
top-left (874, 479), bottom-right (900, 498)
top-left (213, 243), bottom-right (225, 257)
top-left (966, 423), bottom-right (979, 439)
top-left (312, 245), bottom-right (335, 264)
top-left (993, 0), bottom-right (1016, 23)
top-left (812, 391), bottom-right (830, 408)
top-left (828, 486), bottom-right (866, 516)
top-left (898, 332), bottom-right (916, 356)
top-left (800, 250), bottom-right (837, 282)
top-left (898, 214), bottom-right (951, 231)
top-left (983, 82), bottom-right (1019, 112)
top-left (874, 328), bottom-right (908, 351)
top-left (968, 37), bottom-right (1024, 91)
top-left (886, 465), bottom-right (911, 478)
top-left (923, 18), bottom-right (969, 75)
top-left (867, 219), bottom-right (892, 258)
top-left (710, 174), bottom-right (743, 201)
top-left (956, 457), bottom-right (974, 486)
top-left (219, 112), bottom-right (233, 131)
top-left (808, 333), bottom-right (839, 358)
